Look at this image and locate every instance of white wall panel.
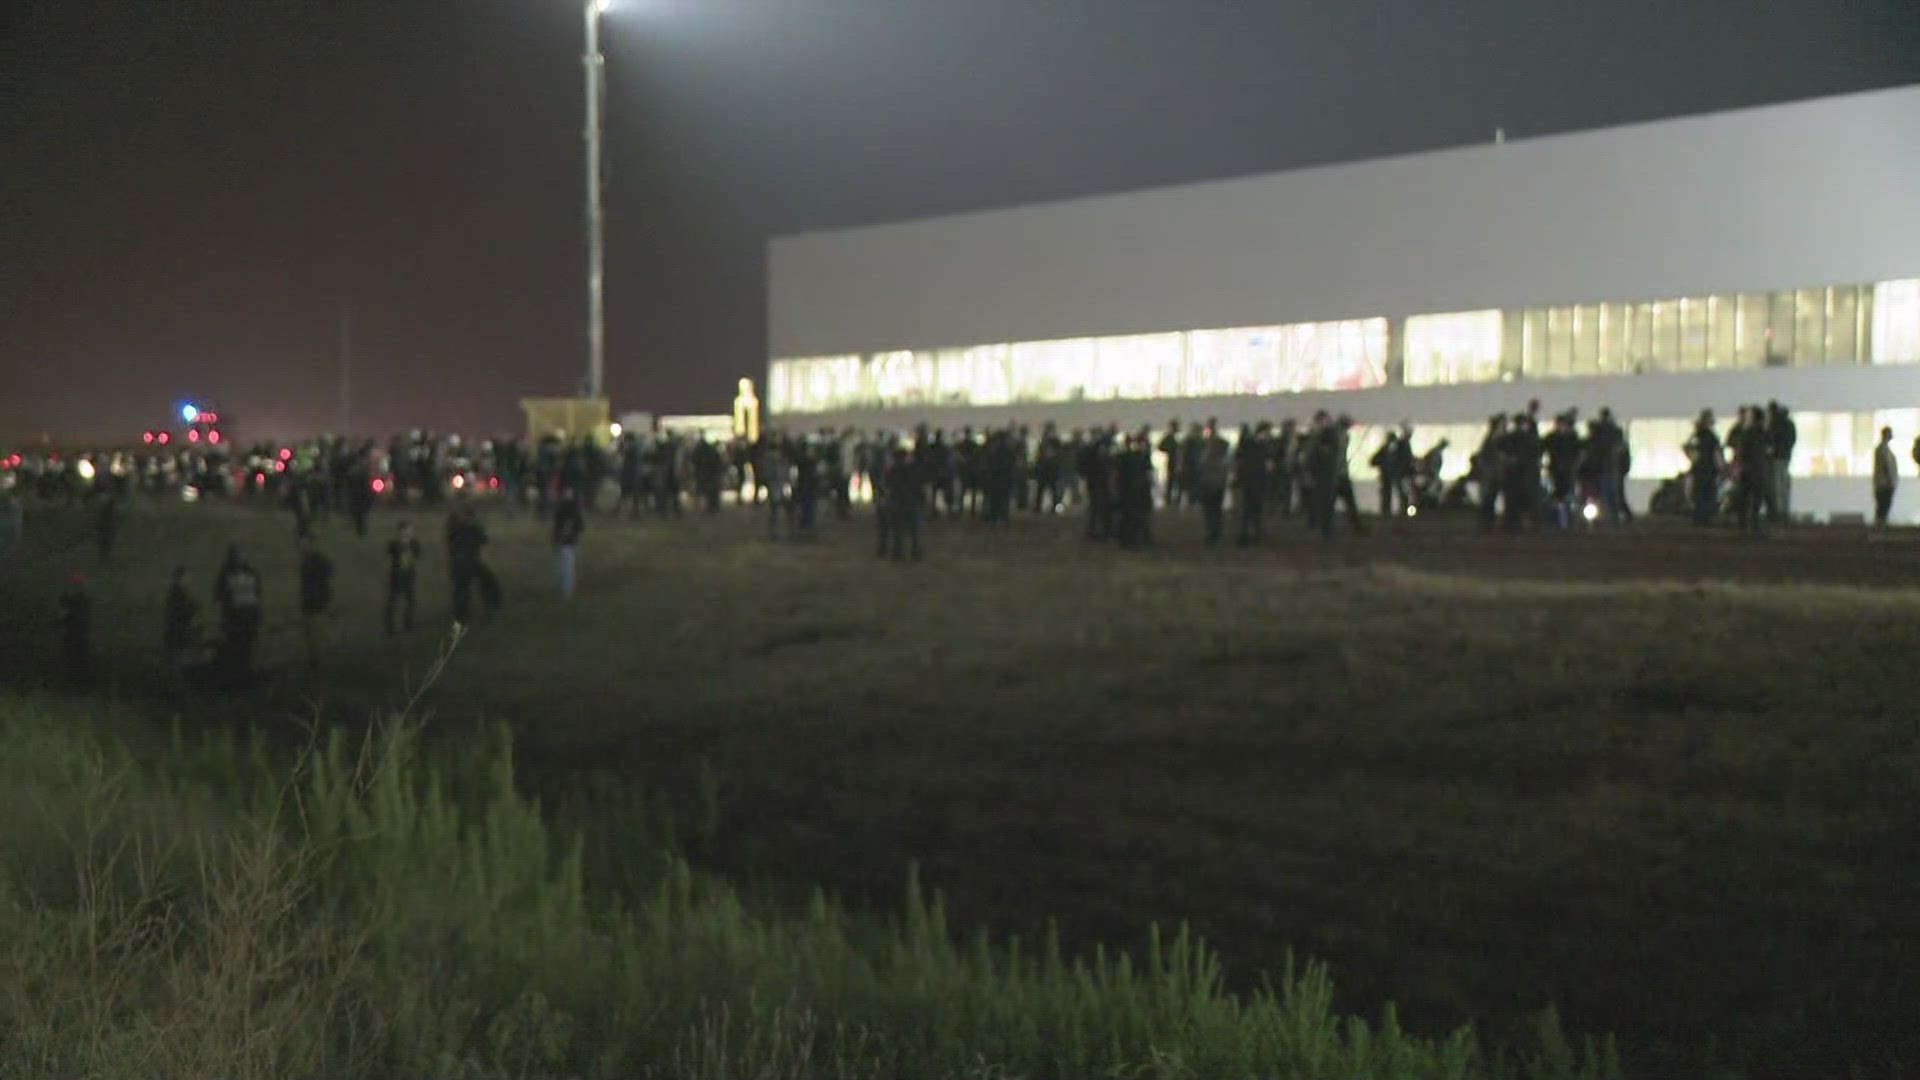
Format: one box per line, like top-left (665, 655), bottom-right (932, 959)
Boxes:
top-left (770, 86), bottom-right (1920, 357)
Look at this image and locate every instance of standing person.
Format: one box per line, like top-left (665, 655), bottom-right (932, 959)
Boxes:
top-left (298, 540), bottom-right (335, 674)
top-left (213, 545), bottom-right (264, 682)
top-left (1080, 431), bottom-right (1113, 540)
top-left (445, 506), bottom-right (499, 626)
top-left (1329, 415), bottom-right (1366, 538)
top-left (760, 436), bottom-right (791, 540)
top-left (553, 489), bottom-right (585, 597)
top-left (882, 444), bottom-right (924, 562)
top-left (347, 461), bottom-right (374, 538)
top-left (794, 440), bottom-right (821, 537)
top-left (1195, 428), bottom-right (1230, 545)
top-left (1499, 412), bottom-right (1544, 535)
top-left (1768, 401), bottom-right (1797, 521)
top-left (1370, 432), bottom-right (1402, 519)
top-left (1117, 430), bottom-right (1156, 548)
top-left (164, 566), bottom-right (200, 672)
top-left (1271, 419), bottom-right (1299, 519)
top-left (385, 521), bottom-right (421, 634)
top-left (1873, 427), bottom-right (1899, 527)
top-left (58, 571), bottom-right (92, 686)
top-left (1157, 421), bottom-right (1183, 508)
top-left (1474, 414), bottom-right (1507, 532)
top-left (1543, 413), bottom-right (1584, 528)
top-left (1234, 423), bottom-right (1271, 545)
top-left (1685, 410), bottom-right (1724, 528)
top-left (1734, 405), bottom-right (1773, 536)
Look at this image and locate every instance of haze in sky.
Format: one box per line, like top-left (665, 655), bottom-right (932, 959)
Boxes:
top-left (5, 0), bottom-right (1916, 440)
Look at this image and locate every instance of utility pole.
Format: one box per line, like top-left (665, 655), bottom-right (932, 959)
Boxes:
top-left (583, 0), bottom-right (608, 401)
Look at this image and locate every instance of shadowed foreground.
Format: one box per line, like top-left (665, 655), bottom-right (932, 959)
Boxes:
top-left (2, 503), bottom-right (1916, 1077)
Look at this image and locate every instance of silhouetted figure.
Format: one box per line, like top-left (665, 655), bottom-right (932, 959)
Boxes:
top-left (213, 546), bottom-right (264, 683)
top-left (553, 490), bottom-right (585, 596)
top-left (385, 522), bottom-right (421, 633)
top-left (298, 541), bottom-right (335, 674)
top-left (1873, 427), bottom-right (1898, 527)
top-left (1195, 429), bottom-right (1229, 545)
top-left (881, 446), bottom-right (924, 562)
top-left (446, 506), bottom-right (500, 625)
top-left (1686, 411), bottom-right (1723, 527)
top-left (164, 566), bottom-right (200, 671)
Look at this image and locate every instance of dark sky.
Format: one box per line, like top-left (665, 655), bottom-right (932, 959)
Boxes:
top-left (5, 0), bottom-right (1916, 442)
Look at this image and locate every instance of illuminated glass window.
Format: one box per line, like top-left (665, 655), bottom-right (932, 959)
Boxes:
top-left (1828, 286), bottom-right (1864, 365)
top-left (1793, 288), bottom-right (1828, 366)
top-left (1187, 328), bottom-right (1283, 396)
top-left (869, 351), bottom-right (936, 407)
top-left (934, 346), bottom-right (1013, 407)
top-left (1404, 310), bottom-right (1502, 386)
top-left (1009, 338), bottom-right (1097, 403)
top-left (1087, 333), bottom-right (1186, 401)
top-left (1277, 318), bottom-right (1389, 391)
top-left (1793, 412), bottom-right (1871, 477)
top-left (1873, 279), bottom-right (1920, 365)
top-left (1627, 418), bottom-right (1698, 479)
top-left (1705, 296), bottom-right (1738, 369)
top-left (770, 356), bottom-right (863, 412)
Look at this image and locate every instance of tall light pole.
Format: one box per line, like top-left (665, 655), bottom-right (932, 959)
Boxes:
top-left (583, 0), bottom-right (609, 401)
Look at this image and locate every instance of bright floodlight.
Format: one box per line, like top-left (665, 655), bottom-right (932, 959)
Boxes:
top-left (181, 404), bottom-right (200, 423)
top-left (593, 0), bottom-right (612, 14)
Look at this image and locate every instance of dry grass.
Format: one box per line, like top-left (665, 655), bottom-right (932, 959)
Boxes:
top-left (3, 499), bottom-right (1917, 1077)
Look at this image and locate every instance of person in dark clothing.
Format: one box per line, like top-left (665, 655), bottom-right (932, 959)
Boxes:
top-left (446, 506), bottom-right (499, 625)
top-left (1032, 424), bottom-right (1065, 513)
top-left (1873, 426), bottom-right (1898, 526)
top-left (1270, 419), bottom-right (1298, 519)
top-left (1590, 408), bottom-right (1631, 524)
top-left (298, 541), bottom-right (335, 673)
top-left (617, 435), bottom-right (645, 518)
top-left (1498, 413), bottom-right (1544, 534)
top-left (1542, 413), bottom-right (1584, 528)
top-left (1388, 428), bottom-right (1416, 517)
top-left (288, 481), bottom-right (314, 540)
top-left (881, 446), bottom-right (924, 562)
top-left (1370, 433), bottom-right (1402, 519)
top-left (983, 430), bottom-right (1017, 524)
top-left (1301, 413), bottom-right (1334, 535)
top-left (1329, 416), bottom-right (1366, 537)
top-left (1234, 423), bottom-right (1271, 545)
top-left (553, 490), bottom-right (586, 596)
top-left (1685, 410), bottom-right (1724, 527)
top-left (1734, 405), bottom-right (1773, 535)
top-left (1194, 429), bottom-right (1230, 545)
top-left (59, 571), bottom-right (92, 686)
top-left (793, 441), bottom-right (821, 537)
top-left (693, 435), bottom-right (726, 513)
top-left (1157, 422), bottom-right (1183, 508)
top-left (1116, 430), bottom-right (1156, 548)
top-left (1474, 414), bottom-right (1508, 532)
top-left (1080, 432), bottom-right (1114, 540)
top-left (385, 521), bottom-right (421, 633)
top-left (1768, 401), bottom-right (1797, 521)
top-left (347, 463), bottom-right (375, 538)
top-left (164, 566), bottom-right (200, 671)
top-left (214, 545), bottom-right (264, 681)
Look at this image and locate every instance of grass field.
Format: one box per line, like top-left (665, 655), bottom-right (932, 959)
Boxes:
top-left (2, 495), bottom-right (1917, 1077)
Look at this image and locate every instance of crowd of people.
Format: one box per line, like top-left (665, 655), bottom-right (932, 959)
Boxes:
top-left (17, 393), bottom-right (1918, 688)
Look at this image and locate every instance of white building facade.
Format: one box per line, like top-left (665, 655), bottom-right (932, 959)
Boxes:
top-left (767, 86), bottom-right (1920, 520)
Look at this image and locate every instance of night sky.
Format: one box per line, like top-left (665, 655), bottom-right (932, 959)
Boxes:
top-left (5, 0), bottom-right (1917, 443)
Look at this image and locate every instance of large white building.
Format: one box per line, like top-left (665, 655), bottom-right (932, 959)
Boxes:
top-left (766, 86), bottom-right (1920, 519)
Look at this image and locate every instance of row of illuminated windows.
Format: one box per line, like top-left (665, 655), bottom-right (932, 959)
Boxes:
top-left (1404, 281), bottom-right (1920, 386)
top-left (770, 318), bottom-right (1391, 413)
top-left (772, 279), bottom-right (1920, 412)
top-left (1352, 410), bottom-right (1920, 482)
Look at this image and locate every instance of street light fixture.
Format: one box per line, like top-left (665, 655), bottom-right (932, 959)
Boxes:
top-left (582, 0), bottom-right (611, 401)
